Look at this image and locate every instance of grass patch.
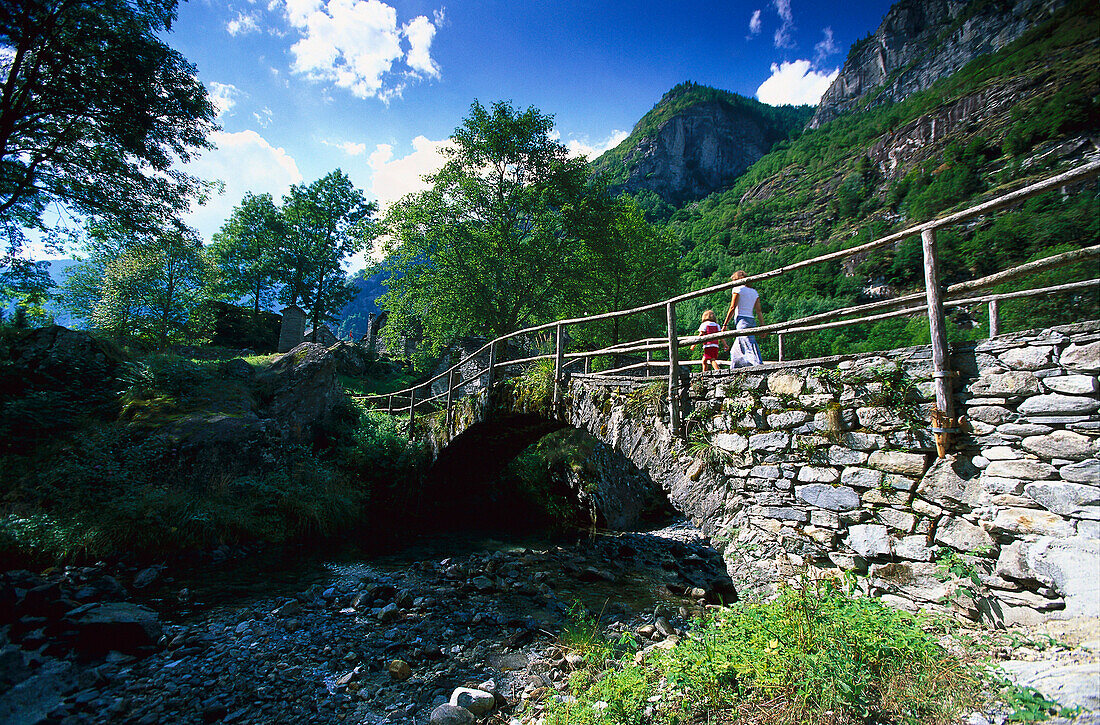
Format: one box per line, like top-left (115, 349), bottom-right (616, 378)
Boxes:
top-left (543, 580), bottom-right (987, 725)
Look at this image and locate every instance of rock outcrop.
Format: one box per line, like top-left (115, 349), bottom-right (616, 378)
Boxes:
top-left (810, 0), bottom-right (1066, 129)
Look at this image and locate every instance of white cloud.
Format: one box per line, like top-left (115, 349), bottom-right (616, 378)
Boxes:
top-left (748, 9), bottom-right (762, 35)
top-left (564, 130), bottom-right (629, 160)
top-left (253, 107), bottom-right (274, 127)
top-left (227, 10), bottom-right (261, 35)
top-left (367, 135), bottom-right (451, 209)
top-left (322, 138), bottom-right (367, 155)
top-left (755, 60), bottom-right (838, 105)
top-left (207, 82), bottom-right (240, 118)
top-left (814, 27), bottom-right (839, 65)
top-left (182, 130), bottom-right (303, 241)
top-left (280, 0), bottom-right (442, 100)
top-left (773, 0), bottom-right (795, 49)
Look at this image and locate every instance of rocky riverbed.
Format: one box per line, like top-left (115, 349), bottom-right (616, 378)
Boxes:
top-left (0, 522), bottom-right (736, 725)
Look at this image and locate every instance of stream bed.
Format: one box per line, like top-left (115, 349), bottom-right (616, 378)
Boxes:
top-left (4, 520), bottom-right (735, 725)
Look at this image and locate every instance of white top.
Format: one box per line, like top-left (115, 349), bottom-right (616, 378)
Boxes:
top-left (698, 320), bottom-right (720, 349)
top-left (731, 285), bottom-right (758, 317)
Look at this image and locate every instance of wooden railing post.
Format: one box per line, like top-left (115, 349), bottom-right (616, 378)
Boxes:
top-left (666, 301), bottom-right (681, 437)
top-left (444, 369), bottom-right (456, 433)
top-left (486, 340), bottom-right (497, 389)
top-left (583, 356), bottom-right (591, 374)
top-left (386, 394), bottom-right (393, 416)
top-left (407, 386), bottom-right (416, 436)
top-left (922, 228), bottom-right (955, 457)
top-left (988, 299), bottom-right (1000, 338)
top-left (553, 323), bottom-right (565, 411)
top-left (777, 333), bottom-right (785, 363)
top-left (646, 350), bottom-right (652, 377)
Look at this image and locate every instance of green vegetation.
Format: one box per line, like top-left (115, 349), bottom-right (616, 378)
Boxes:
top-left (544, 581), bottom-right (987, 725)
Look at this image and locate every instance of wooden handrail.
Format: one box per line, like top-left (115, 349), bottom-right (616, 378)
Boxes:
top-left (357, 161), bottom-right (1100, 419)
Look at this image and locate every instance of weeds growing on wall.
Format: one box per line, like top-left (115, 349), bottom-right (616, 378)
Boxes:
top-left (542, 579), bottom-right (988, 725)
top-left (514, 357), bottom-right (556, 414)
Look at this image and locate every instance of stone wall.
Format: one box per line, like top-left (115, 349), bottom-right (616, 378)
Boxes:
top-left (437, 320), bottom-right (1099, 624)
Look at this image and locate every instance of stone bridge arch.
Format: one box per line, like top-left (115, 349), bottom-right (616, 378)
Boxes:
top-left (418, 321), bottom-right (1100, 625)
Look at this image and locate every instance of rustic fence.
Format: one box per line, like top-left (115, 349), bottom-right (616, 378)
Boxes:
top-left (358, 160), bottom-right (1100, 456)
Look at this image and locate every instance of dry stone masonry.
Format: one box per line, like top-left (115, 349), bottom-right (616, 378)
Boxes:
top-left (437, 321), bottom-right (1099, 625)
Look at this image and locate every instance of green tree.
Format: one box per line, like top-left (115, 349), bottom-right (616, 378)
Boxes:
top-left (208, 192), bottom-right (284, 321)
top-left (279, 170), bottom-right (375, 340)
top-left (378, 100), bottom-right (593, 355)
top-left (61, 222), bottom-right (213, 347)
top-left (0, 0), bottom-right (216, 290)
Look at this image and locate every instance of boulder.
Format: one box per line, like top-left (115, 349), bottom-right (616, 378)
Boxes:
top-left (430, 704), bottom-right (475, 725)
top-left (449, 687), bottom-right (495, 716)
top-left (1000, 661), bottom-right (1100, 711)
top-left (1025, 536), bottom-right (1100, 618)
top-left (256, 343), bottom-right (345, 442)
top-left (68, 602), bottom-right (161, 655)
top-left (4, 325), bottom-right (125, 395)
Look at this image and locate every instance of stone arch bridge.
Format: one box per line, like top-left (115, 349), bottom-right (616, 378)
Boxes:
top-left (418, 321), bottom-right (1100, 626)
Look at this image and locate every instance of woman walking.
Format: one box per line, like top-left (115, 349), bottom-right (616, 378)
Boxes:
top-left (722, 270), bottom-right (763, 367)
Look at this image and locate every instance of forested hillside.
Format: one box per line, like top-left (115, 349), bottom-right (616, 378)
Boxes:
top-left (619, 0), bottom-right (1098, 360)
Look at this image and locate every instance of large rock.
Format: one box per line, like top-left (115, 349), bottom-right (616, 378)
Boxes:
top-left (990, 508), bottom-right (1074, 538)
top-left (257, 343), bottom-right (345, 441)
top-left (449, 687), bottom-right (495, 717)
top-left (1059, 341), bottom-right (1100, 372)
top-left (796, 484), bottom-right (859, 511)
top-left (868, 450), bottom-right (928, 476)
top-left (68, 602), bottom-right (162, 656)
top-left (969, 370), bottom-right (1039, 396)
top-left (997, 346), bottom-right (1054, 371)
top-left (984, 459), bottom-right (1057, 481)
top-left (1021, 430), bottom-right (1098, 461)
top-left (847, 524), bottom-right (891, 558)
top-left (3, 325), bottom-right (125, 395)
top-left (1042, 375), bottom-right (1098, 395)
top-left (430, 704), bottom-right (475, 725)
top-left (1000, 661), bottom-right (1100, 711)
top-left (934, 516), bottom-right (994, 552)
top-left (1017, 394), bottom-right (1100, 416)
top-left (916, 455), bottom-right (984, 509)
top-left (1025, 536), bottom-right (1100, 617)
top-left (1024, 481), bottom-right (1100, 520)
top-left (767, 373), bottom-right (804, 397)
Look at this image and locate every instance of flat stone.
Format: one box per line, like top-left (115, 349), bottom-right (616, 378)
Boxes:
top-left (998, 346), bottom-right (1054, 371)
top-left (935, 516), bottom-right (994, 552)
top-left (758, 507), bottom-right (809, 523)
top-left (893, 535), bottom-right (934, 561)
top-left (991, 508), bottom-right (1074, 537)
top-left (983, 446), bottom-right (1019, 461)
top-left (998, 423), bottom-right (1054, 437)
top-left (840, 431), bottom-right (886, 450)
top-left (1060, 341), bottom-right (1100, 372)
top-left (876, 507), bottom-right (917, 533)
top-left (810, 509), bottom-right (840, 528)
top-left (796, 467), bottom-right (840, 484)
top-left (749, 431), bottom-right (789, 452)
top-left (827, 447), bottom-right (868, 465)
top-left (1060, 458), bottom-right (1100, 484)
top-left (796, 483), bottom-right (859, 511)
top-left (1042, 375), bottom-right (1099, 395)
top-left (847, 524), bottom-right (891, 558)
top-left (967, 405), bottom-right (1015, 424)
top-left (862, 487), bottom-right (911, 506)
top-left (1023, 430), bottom-right (1098, 461)
top-left (1026, 535), bottom-right (1100, 618)
top-left (995, 540), bottom-right (1032, 581)
top-left (711, 433), bottom-right (749, 453)
top-left (969, 370), bottom-right (1040, 396)
top-left (856, 407), bottom-right (908, 431)
top-left (840, 466), bottom-right (883, 489)
top-left (449, 687), bottom-right (495, 717)
top-left (1017, 394), bottom-right (1100, 416)
top-left (1000, 661), bottom-right (1100, 711)
top-left (767, 373), bottom-right (805, 397)
top-left (1024, 481), bottom-right (1100, 520)
top-left (868, 450), bottom-right (928, 476)
top-left (917, 455), bottom-right (985, 509)
top-left (867, 561), bottom-right (950, 604)
top-left (766, 410), bottom-right (812, 429)
top-left (984, 459), bottom-right (1057, 480)
top-left (983, 476), bottom-right (1026, 495)
top-left (749, 465), bottom-right (781, 480)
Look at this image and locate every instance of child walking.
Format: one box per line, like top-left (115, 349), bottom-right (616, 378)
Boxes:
top-left (692, 310), bottom-right (725, 372)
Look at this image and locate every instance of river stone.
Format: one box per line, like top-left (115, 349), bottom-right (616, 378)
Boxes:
top-left (935, 516), bottom-right (994, 552)
top-left (998, 346), bottom-right (1054, 370)
top-left (450, 688), bottom-right (495, 717)
top-left (1042, 375), bottom-right (1099, 395)
top-left (1024, 481), bottom-right (1100, 520)
top-left (796, 484), bottom-right (859, 511)
top-left (1060, 458), bottom-right (1100, 484)
top-left (431, 704), bottom-right (475, 725)
top-left (796, 467), bottom-right (840, 484)
top-left (991, 508), bottom-right (1074, 538)
top-left (1017, 394), bottom-right (1100, 416)
top-left (970, 370), bottom-right (1040, 396)
top-left (388, 659), bottom-right (412, 681)
top-left (1026, 535), bottom-right (1100, 618)
top-left (1060, 341), bottom-right (1100, 372)
top-left (847, 524), bottom-right (890, 558)
top-left (711, 433), bottom-right (748, 453)
top-left (70, 602), bottom-right (162, 655)
top-left (868, 450), bottom-right (928, 476)
top-left (893, 535), bottom-right (934, 561)
top-left (1022, 430), bottom-right (1098, 461)
top-left (767, 373), bottom-right (804, 397)
top-left (984, 459), bottom-right (1057, 481)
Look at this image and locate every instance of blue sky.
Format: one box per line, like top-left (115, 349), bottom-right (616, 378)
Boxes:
top-left (171, 0), bottom-right (895, 261)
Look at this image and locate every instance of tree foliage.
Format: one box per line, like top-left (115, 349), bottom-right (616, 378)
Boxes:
top-left (208, 192), bottom-right (284, 320)
top-left (379, 100), bottom-right (598, 355)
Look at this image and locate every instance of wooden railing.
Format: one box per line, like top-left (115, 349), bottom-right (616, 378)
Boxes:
top-left (357, 160), bottom-right (1100, 455)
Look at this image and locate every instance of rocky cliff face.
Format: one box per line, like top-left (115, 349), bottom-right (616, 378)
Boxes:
top-left (611, 101), bottom-right (775, 204)
top-left (810, 0), bottom-right (1066, 129)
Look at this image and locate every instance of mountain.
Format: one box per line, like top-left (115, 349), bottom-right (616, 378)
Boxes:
top-left (333, 268), bottom-right (391, 339)
top-left (810, 0), bottom-right (1069, 128)
top-left (591, 82), bottom-right (813, 206)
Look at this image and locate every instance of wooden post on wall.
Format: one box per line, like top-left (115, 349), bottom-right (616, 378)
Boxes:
top-left (406, 386), bottom-right (416, 436)
top-left (921, 228), bottom-right (955, 457)
top-left (988, 299), bottom-right (1000, 338)
top-left (487, 340), bottom-right (497, 388)
top-left (553, 323), bottom-right (565, 411)
top-left (777, 333), bottom-right (785, 363)
top-left (666, 302), bottom-right (681, 437)
top-left (646, 350), bottom-right (652, 377)
top-left (444, 368), bottom-right (456, 434)
top-left (386, 394), bottom-right (393, 416)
